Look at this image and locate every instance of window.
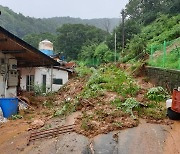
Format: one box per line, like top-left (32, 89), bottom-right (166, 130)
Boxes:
top-left (53, 78), bottom-right (63, 85)
top-left (26, 75), bottom-right (34, 91)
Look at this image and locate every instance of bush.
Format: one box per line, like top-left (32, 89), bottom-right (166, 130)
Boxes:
top-left (146, 86), bottom-right (169, 102)
top-left (80, 64), bottom-right (139, 98)
top-left (121, 98), bottom-right (140, 119)
top-left (75, 63), bottom-right (93, 77)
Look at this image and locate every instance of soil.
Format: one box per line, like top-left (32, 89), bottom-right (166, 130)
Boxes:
top-left (0, 119), bottom-right (30, 153)
top-left (164, 121), bottom-right (180, 154)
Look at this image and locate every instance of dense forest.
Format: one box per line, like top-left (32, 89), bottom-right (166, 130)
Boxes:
top-left (0, 5), bottom-right (120, 37)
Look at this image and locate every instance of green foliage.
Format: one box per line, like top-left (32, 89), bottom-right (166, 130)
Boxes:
top-left (124, 15), bottom-right (180, 61)
top-left (111, 98), bottom-right (123, 108)
top-left (75, 63), bottom-right (93, 77)
top-left (146, 86), bottom-right (169, 102)
top-left (94, 43), bottom-right (115, 63)
top-left (11, 114), bottom-right (23, 120)
top-left (54, 102), bottom-right (75, 117)
top-left (142, 102), bottom-right (167, 120)
top-left (78, 43), bottom-right (98, 61)
top-left (106, 19), bottom-right (141, 51)
top-left (81, 112), bottom-right (93, 131)
top-left (149, 44), bottom-right (180, 69)
top-left (129, 60), bottom-right (144, 75)
top-left (79, 43), bottom-right (115, 66)
top-left (121, 98), bottom-right (140, 119)
top-left (23, 32), bottom-right (57, 50)
top-left (110, 0), bottom-right (180, 52)
top-left (33, 84), bottom-right (46, 96)
top-left (125, 0), bottom-right (180, 25)
top-left (56, 24), bottom-right (109, 60)
top-left (81, 65), bottom-right (139, 98)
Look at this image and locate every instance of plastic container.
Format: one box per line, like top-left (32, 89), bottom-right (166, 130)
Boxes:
top-left (0, 98), bottom-right (18, 118)
top-left (166, 99), bottom-right (172, 108)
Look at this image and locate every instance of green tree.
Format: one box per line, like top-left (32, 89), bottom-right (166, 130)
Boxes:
top-left (125, 0), bottom-right (180, 25)
top-left (106, 19), bottom-right (141, 51)
top-left (94, 43), bottom-right (114, 63)
top-left (23, 32), bottom-right (57, 51)
top-left (56, 24), bottom-right (109, 60)
top-left (79, 43), bottom-right (98, 60)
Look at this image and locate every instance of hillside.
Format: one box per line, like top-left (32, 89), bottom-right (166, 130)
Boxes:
top-left (121, 14), bottom-right (180, 62)
top-left (0, 5), bottom-right (120, 38)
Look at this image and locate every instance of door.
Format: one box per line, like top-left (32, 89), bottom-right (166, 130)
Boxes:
top-left (26, 75), bottom-right (34, 91)
top-left (42, 75), bottom-right (46, 93)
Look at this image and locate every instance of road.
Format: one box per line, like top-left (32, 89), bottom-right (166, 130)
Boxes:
top-left (0, 113), bottom-right (179, 154)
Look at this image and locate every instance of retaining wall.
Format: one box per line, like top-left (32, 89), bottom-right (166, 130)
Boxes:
top-left (145, 66), bottom-right (180, 91)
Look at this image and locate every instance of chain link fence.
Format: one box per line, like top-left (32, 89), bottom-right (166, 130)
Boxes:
top-left (148, 37), bottom-right (180, 69)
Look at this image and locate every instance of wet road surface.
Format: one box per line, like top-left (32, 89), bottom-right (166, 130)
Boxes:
top-left (0, 113), bottom-right (180, 154)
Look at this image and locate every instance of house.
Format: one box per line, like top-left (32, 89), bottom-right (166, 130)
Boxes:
top-left (0, 26), bottom-right (59, 98)
top-left (20, 40), bottom-right (72, 93)
top-left (20, 66), bottom-right (70, 93)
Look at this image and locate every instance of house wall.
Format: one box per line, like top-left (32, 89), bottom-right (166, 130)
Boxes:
top-left (0, 52), bottom-right (17, 98)
top-left (20, 67), bottom-right (68, 92)
top-left (20, 67), bottom-right (35, 91)
top-left (35, 67), bottom-right (68, 92)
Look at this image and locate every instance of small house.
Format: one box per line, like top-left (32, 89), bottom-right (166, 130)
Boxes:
top-left (20, 40), bottom-right (71, 93)
top-left (0, 26), bottom-right (59, 98)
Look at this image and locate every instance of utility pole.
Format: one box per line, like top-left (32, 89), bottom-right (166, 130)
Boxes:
top-left (114, 32), bottom-right (117, 62)
top-left (121, 9), bottom-right (125, 51)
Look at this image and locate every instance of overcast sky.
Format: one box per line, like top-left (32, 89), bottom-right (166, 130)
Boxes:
top-left (0, 0), bottom-right (129, 19)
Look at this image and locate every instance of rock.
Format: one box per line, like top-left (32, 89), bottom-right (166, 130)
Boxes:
top-left (30, 119), bottom-right (45, 129)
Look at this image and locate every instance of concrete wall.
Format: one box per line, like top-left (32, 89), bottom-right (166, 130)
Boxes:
top-left (20, 67), bottom-right (68, 92)
top-left (145, 66), bottom-right (180, 91)
top-left (0, 52), bottom-right (17, 98)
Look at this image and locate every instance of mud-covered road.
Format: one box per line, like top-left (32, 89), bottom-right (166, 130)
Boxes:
top-left (0, 113), bottom-right (179, 154)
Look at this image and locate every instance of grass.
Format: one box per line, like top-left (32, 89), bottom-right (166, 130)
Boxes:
top-left (148, 47), bottom-right (180, 70)
top-left (81, 112), bottom-right (94, 131)
top-left (80, 64), bottom-right (139, 99)
top-left (54, 101), bottom-right (76, 117)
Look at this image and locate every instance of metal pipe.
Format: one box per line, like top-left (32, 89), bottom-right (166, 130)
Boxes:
top-left (50, 65), bottom-right (53, 92)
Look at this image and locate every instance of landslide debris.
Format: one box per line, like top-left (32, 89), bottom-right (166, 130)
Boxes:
top-left (54, 63), bottom-right (170, 137)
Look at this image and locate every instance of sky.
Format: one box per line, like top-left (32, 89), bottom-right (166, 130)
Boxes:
top-left (0, 0), bottom-right (129, 19)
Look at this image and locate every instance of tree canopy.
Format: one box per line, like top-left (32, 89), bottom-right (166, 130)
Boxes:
top-left (56, 24), bottom-right (109, 60)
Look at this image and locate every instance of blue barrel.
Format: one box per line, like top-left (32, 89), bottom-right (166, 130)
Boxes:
top-left (0, 98), bottom-right (18, 118)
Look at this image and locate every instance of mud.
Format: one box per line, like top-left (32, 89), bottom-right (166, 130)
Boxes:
top-left (164, 121), bottom-right (180, 154)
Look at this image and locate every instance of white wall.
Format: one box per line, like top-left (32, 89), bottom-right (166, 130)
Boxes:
top-left (0, 52), bottom-right (17, 98)
top-left (20, 67), bottom-right (68, 92)
top-left (20, 67), bottom-right (35, 91)
top-left (35, 67), bottom-right (68, 92)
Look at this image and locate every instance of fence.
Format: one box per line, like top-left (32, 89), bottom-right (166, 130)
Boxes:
top-left (148, 38), bottom-right (180, 70)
